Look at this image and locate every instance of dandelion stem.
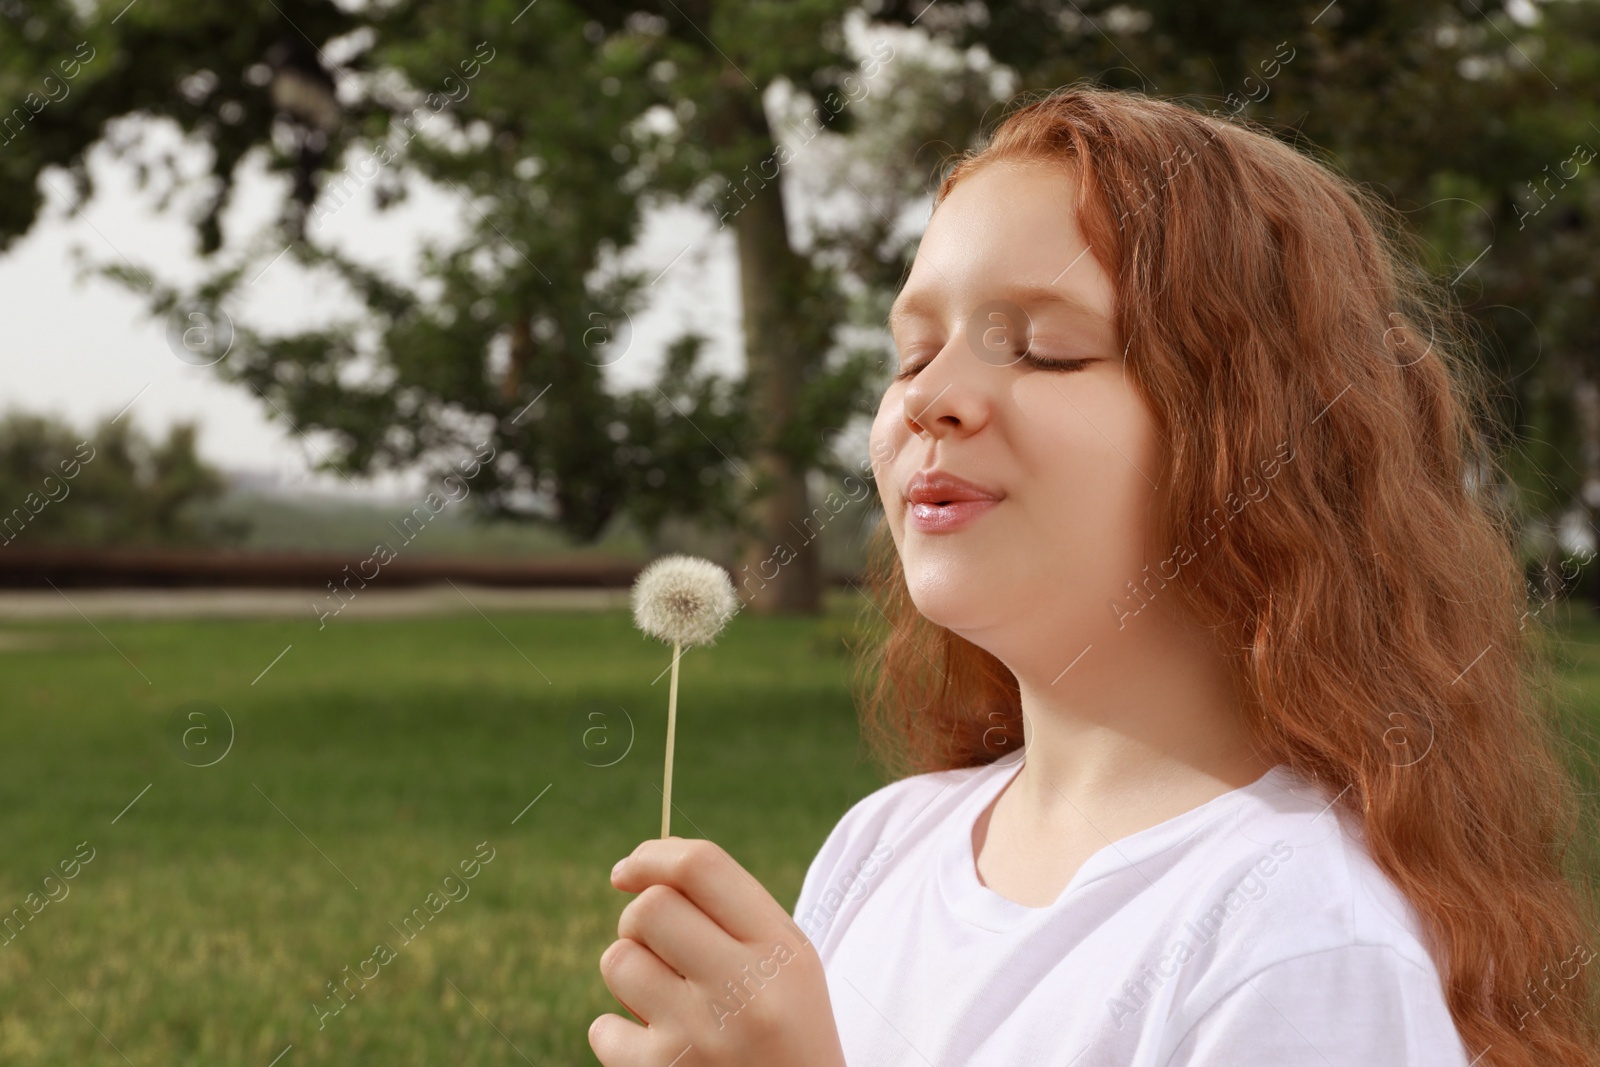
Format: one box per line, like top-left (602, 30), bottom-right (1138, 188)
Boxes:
top-left (661, 638), bottom-right (682, 839)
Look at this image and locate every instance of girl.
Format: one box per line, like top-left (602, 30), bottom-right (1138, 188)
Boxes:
top-left (592, 84), bottom-right (1600, 1067)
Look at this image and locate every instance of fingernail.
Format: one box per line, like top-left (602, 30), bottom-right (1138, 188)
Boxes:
top-left (611, 858), bottom-right (626, 879)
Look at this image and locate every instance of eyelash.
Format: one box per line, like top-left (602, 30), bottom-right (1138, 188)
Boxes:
top-left (892, 350), bottom-right (1094, 381)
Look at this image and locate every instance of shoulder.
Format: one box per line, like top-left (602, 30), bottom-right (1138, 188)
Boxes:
top-left (1171, 765), bottom-right (1442, 973)
top-left (1160, 942), bottom-right (1472, 1065)
top-left (1155, 766), bottom-right (1469, 1064)
top-left (820, 760), bottom-right (995, 850)
top-left (790, 758), bottom-right (1005, 939)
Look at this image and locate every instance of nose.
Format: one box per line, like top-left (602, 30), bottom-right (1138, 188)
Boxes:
top-left (902, 339), bottom-right (992, 440)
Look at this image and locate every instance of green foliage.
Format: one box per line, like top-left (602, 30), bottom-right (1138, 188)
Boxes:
top-left (5, 0), bottom-right (888, 556)
top-left (1, 0), bottom-right (372, 254)
top-left (0, 408), bottom-right (246, 548)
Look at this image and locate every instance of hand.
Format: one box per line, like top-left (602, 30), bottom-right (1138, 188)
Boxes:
top-left (590, 836), bottom-right (848, 1067)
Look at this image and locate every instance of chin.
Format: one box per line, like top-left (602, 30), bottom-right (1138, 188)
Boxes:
top-left (900, 550), bottom-right (1001, 635)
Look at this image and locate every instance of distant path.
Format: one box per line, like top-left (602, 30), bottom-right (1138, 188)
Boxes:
top-left (0, 584), bottom-right (633, 620)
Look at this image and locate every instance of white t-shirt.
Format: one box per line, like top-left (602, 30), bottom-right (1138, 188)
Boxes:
top-left (790, 752), bottom-right (1474, 1066)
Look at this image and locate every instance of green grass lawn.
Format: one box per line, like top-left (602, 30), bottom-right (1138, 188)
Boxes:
top-left (0, 592), bottom-right (1594, 1065)
top-left (0, 590), bottom-right (883, 1066)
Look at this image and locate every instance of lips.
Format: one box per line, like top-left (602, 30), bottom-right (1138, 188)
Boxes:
top-left (904, 469), bottom-right (1002, 534)
top-left (904, 469), bottom-right (1003, 506)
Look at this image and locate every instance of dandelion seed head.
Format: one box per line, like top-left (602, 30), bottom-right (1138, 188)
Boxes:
top-left (630, 554), bottom-right (741, 648)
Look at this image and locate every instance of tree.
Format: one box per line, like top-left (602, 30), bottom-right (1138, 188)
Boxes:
top-left (0, 408), bottom-right (244, 548)
top-left (4, 0), bottom-right (910, 613)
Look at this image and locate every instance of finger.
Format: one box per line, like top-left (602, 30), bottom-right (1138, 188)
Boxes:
top-left (589, 1011), bottom-right (693, 1067)
top-left (618, 883), bottom-right (741, 983)
top-left (612, 837), bottom-right (782, 943)
top-left (598, 936), bottom-right (687, 1028)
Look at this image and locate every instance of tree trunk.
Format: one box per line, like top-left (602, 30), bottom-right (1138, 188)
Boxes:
top-left (727, 100), bottom-right (824, 615)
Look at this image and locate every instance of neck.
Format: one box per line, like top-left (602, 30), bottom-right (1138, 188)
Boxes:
top-left (975, 597), bottom-right (1274, 813)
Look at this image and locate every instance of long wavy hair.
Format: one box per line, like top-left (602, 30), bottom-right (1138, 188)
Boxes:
top-left (849, 82), bottom-right (1600, 1066)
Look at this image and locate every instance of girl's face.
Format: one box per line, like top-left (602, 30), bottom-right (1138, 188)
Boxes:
top-left (870, 159), bottom-right (1168, 676)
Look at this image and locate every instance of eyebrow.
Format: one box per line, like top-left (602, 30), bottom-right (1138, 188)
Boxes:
top-left (885, 284), bottom-right (1109, 336)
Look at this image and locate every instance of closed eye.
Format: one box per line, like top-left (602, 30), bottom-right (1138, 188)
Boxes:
top-left (893, 351), bottom-right (1096, 382)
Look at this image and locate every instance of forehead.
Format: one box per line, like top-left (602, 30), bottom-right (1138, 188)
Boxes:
top-left (887, 159), bottom-right (1115, 332)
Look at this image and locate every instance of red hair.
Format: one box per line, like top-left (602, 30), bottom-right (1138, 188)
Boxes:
top-left (851, 82), bottom-right (1600, 1066)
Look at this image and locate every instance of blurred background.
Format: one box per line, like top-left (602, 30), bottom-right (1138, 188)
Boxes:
top-left (1, 0), bottom-right (1598, 1063)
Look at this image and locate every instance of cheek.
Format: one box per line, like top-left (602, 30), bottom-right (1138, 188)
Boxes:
top-left (868, 395), bottom-right (904, 488)
top-left (868, 398), bottom-right (911, 553)
top-left (1014, 385), bottom-right (1163, 575)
